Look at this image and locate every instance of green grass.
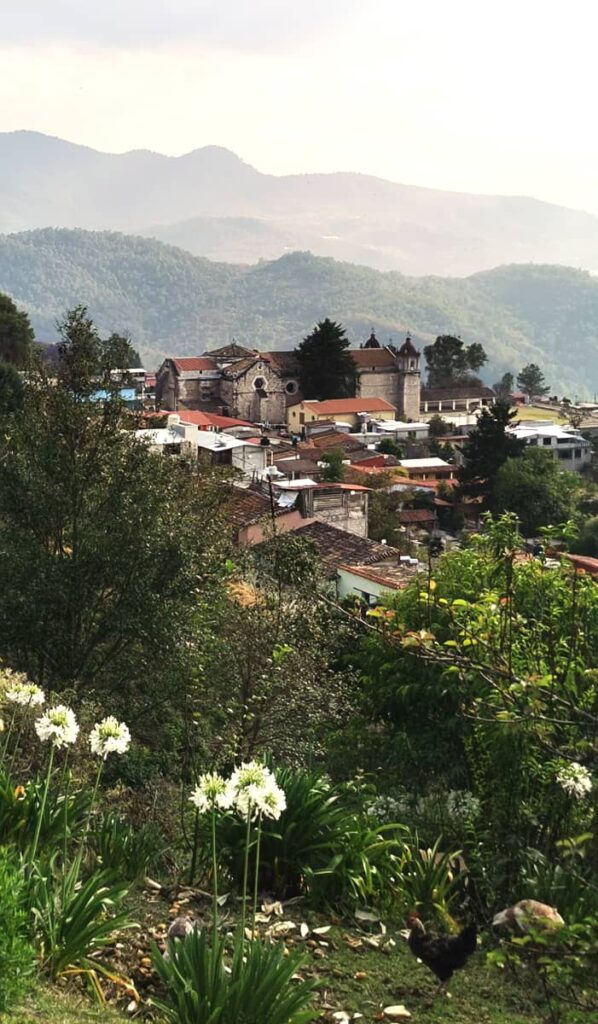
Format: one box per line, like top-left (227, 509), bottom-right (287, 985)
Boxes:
top-left (308, 924), bottom-right (543, 1022)
top-left (513, 404), bottom-right (566, 424)
top-left (0, 986), bottom-right (131, 1024)
top-left (2, 918), bottom-right (545, 1024)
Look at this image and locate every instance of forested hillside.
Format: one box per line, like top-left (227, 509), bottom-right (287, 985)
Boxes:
top-left (1, 227), bottom-right (597, 394)
top-left (3, 131), bottom-right (598, 276)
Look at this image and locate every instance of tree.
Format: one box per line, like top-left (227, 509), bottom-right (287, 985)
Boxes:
top-left (423, 335), bottom-right (487, 388)
top-left (570, 516), bottom-right (598, 557)
top-left (459, 401), bottom-right (526, 510)
top-left (492, 372), bottom-right (514, 400)
top-left (427, 414), bottom-right (453, 438)
top-left (377, 437), bottom-right (403, 459)
top-left (0, 362), bottom-right (24, 415)
top-left (0, 308), bottom-right (226, 710)
top-left (295, 319), bottom-right (357, 399)
top-left (320, 447), bottom-right (346, 482)
top-left (517, 363), bottom-right (549, 399)
top-left (562, 404), bottom-right (584, 429)
top-left (0, 293), bottom-right (34, 367)
top-left (494, 448), bottom-right (579, 535)
top-left (103, 332), bottom-right (142, 369)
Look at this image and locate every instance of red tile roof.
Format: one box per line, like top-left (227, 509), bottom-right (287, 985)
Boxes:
top-left (172, 357), bottom-right (218, 373)
top-left (339, 563), bottom-right (417, 590)
top-left (300, 398), bottom-right (397, 415)
top-left (179, 411), bottom-right (252, 429)
top-left (293, 522), bottom-right (399, 577)
top-left (398, 508), bottom-right (436, 524)
top-left (315, 482), bottom-right (369, 491)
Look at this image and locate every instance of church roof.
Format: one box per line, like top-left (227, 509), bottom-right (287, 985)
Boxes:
top-left (351, 348), bottom-right (396, 369)
top-left (205, 342), bottom-right (257, 361)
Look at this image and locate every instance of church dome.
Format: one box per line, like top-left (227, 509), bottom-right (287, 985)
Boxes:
top-left (363, 330), bottom-right (381, 349)
top-left (397, 335), bottom-right (419, 359)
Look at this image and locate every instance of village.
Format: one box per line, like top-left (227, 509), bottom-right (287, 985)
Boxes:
top-left (116, 331), bottom-right (597, 601)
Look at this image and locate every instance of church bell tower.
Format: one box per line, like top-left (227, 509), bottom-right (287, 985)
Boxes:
top-left (395, 336), bottom-right (421, 421)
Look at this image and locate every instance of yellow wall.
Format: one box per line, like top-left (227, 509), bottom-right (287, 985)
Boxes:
top-left (287, 402), bottom-right (395, 431)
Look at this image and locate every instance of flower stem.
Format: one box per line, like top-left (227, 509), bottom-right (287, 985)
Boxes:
top-left (251, 813), bottom-right (262, 941)
top-left (74, 758), bottom-right (103, 877)
top-left (211, 808), bottom-right (218, 948)
top-left (61, 752), bottom-right (71, 903)
top-left (240, 803), bottom-right (252, 940)
top-left (0, 709), bottom-right (17, 773)
top-left (29, 743), bottom-right (55, 868)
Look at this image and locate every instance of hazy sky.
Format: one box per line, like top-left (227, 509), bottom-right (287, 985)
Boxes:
top-left (3, 0), bottom-right (597, 214)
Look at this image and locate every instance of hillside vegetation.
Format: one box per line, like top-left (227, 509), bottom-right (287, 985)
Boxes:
top-left (1, 227), bottom-right (597, 394)
top-left (3, 131), bottom-right (598, 276)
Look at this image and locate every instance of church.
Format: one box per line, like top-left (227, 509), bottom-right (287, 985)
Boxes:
top-left (155, 332), bottom-right (494, 423)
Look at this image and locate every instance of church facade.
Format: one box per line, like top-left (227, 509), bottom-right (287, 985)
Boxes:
top-left (155, 332), bottom-right (493, 424)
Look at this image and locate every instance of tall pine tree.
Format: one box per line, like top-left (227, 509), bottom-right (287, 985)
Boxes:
top-left (459, 401), bottom-right (525, 511)
top-left (295, 319), bottom-right (357, 399)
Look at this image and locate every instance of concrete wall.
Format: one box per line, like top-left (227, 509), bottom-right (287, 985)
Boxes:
top-left (357, 370), bottom-right (399, 405)
top-left (336, 567), bottom-right (390, 603)
top-left (399, 372), bottom-right (421, 421)
top-left (237, 510), bottom-right (312, 545)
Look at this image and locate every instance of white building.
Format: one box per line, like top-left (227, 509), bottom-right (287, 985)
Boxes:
top-left (508, 422), bottom-right (591, 473)
top-left (369, 419), bottom-right (430, 441)
top-left (136, 415), bottom-right (272, 479)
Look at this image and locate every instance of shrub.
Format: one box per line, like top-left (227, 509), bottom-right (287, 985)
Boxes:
top-left (152, 928), bottom-right (315, 1024)
top-left (395, 834), bottom-right (465, 928)
top-left (0, 766), bottom-right (89, 855)
top-left (29, 855), bottom-right (133, 993)
top-left (216, 767), bottom-right (404, 909)
top-left (91, 812), bottom-right (166, 882)
top-left (0, 847), bottom-right (36, 1011)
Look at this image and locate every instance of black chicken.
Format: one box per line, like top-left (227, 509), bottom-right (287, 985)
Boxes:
top-left (406, 911), bottom-right (477, 996)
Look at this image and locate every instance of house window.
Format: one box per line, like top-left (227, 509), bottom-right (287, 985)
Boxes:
top-left (575, 448), bottom-right (582, 459)
top-left (253, 376), bottom-right (267, 393)
top-left (285, 380), bottom-right (298, 395)
top-left (543, 437), bottom-right (552, 446)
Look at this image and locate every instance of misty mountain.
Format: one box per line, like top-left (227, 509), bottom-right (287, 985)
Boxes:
top-left (3, 131), bottom-right (598, 277)
top-left (1, 228), bottom-right (596, 397)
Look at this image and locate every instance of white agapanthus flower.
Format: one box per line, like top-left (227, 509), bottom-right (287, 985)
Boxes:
top-left (190, 771), bottom-right (234, 814)
top-left (556, 761), bottom-right (593, 799)
top-left (35, 705), bottom-right (79, 749)
top-left (446, 790), bottom-right (481, 821)
top-left (256, 781), bottom-right (286, 820)
top-left (89, 716), bottom-right (131, 758)
top-left (228, 761), bottom-right (286, 821)
top-left (5, 681), bottom-right (45, 707)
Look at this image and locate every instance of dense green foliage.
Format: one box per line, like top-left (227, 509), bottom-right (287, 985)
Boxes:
top-left (423, 334), bottom-right (487, 386)
top-left (1, 230), bottom-right (598, 394)
top-left (459, 402), bottom-right (526, 510)
top-left (494, 449), bottom-right (579, 535)
top-left (295, 318), bottom-right (357, 399)
top-left (0, 290), bottom-right (34, 366)
top-left (0, 848), bottom-right (36, 1010)
top-left (0, 358), bottom-right (24, 412)
top-left (0, 309), bottom-right (226, 718)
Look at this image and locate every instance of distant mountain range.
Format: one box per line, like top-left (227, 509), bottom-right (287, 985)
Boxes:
top-left (1, 228), bottom-right (596, 397)
top-left (3, 131), bottom-right (598, 276)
